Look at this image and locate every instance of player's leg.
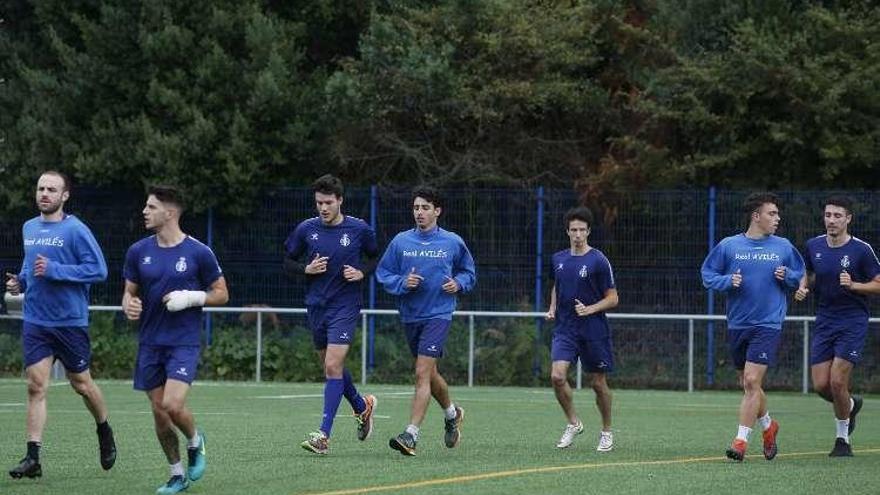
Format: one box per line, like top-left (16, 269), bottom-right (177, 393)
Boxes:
top-left (9, 352), bottom-right (51, 480)
top-left (811, 361), bottom-right (834, 402)
top-left (328, 308), bottom-right (374, 441)
top-left (724, 327), bottom-right (749, 460)
top-left (828, 358), bottom-right (855, 456)
top-left (389, 322), bottom-right (428, 456)
top-left (413, 319), bottom-right (463, 448)
top-left (551, 359), bottom-right (583, 448)
top-left (590, 373), bottom-right (613, 452)
top-left (60, 325), bottom-right (116, 470)
top-left (810, 319), bottom-right (836, 403)
top-left (741, 327), bottom-right (781, 461)
top-left (148, 385), bottom-right (189, 494)
top-left (302, 308), bottom-right (333, 453)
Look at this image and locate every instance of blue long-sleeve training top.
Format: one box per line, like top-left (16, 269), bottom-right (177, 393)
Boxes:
top-left (376, 226), bottom-right (476, 322)
top-left (18, 215), bottom-right (108, 327)
top-left (701, 233), bottom-right (804, 330)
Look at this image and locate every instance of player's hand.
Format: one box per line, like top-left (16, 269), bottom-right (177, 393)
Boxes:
top-left (305, 252), bottom-right (329, 275)
top-left (442, 276), bottom-right (459, 294)
top-left (342, 264), bottom-right (364, 282)
top-left (574, 298), bottom-right (593, 317)
top-left (124, 296), bottom-right (143, 320)
top-left (34, 254), bottom-right (49, 277)
top-left (163, 290), bottom-right (207, 312)
top-left (545, 308), bottom-right (555, 321)
top-left (840, 270), bottom-right (852, 289)
top-left (794, 286), bottom-right (809, 301)
top-left (405, 267), bottom-right (423, 289)
top-left (731, 268), bottom-right (742, 288)
top-left (774, 266), bottom-right (787, 282)
top-left (5, 272), bottom-right (21, 295)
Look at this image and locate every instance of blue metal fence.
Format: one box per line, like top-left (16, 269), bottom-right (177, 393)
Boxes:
top-left (2, 187), bottom-right (879, 385)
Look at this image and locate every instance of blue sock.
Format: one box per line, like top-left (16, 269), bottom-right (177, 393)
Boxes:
top-left (342, 369), bottom-right (366, 414)
top-left (320, 378), bottom-right (345, 436)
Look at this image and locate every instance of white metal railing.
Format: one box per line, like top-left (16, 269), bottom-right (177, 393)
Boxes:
top-left (3, 306), bottom-right (879, 393)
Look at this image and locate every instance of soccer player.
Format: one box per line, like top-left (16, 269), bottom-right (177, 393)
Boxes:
top-left (701, 192), bottom-right (805, 462)
top-left (376, 186), bottom-right (476, 456)
top-left (6, 170), bottom-right (116, 479)
top-left (545, 207), bottom-right (619, 452)
top-left (283, 174), bottom-right (379, 455)
top-left (794, 196), bottom-right (880, 457)
top-left (122, 186), bottom-right (228, 494)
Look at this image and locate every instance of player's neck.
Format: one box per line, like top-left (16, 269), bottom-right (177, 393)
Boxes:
top-left (156, 225), bottom-right (186, 247)
top-left (40, 209), bottom-right (65, 223)
top-left (744, 226), bottom-right (770, 240)
top-left (324, 213), bottom-right (344, 226)
top-left (826, 232), bottom-right (851, 248)
top-left (570, 244), bottom-right (591, 256)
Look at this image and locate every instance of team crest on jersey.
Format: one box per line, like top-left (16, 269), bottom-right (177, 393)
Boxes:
top-left (142, 256), bottom-right (152, 265)
top-left (840, 255), bottom-right (850, 269)
top-left (340, 233), bottom-right (351, 247)
top-left (175, 257), bottom-right (188, 272)
top-left (579, 265), bottom-right (588, 278)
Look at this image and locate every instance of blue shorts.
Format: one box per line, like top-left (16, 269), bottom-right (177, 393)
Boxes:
top-left (307, 305), bottom-right (359, 349)
top-left (811, 316), bottom-right (868, 366)
top-left (404, 319), bottom-right (452, 358)
top-left (727, 326), bottom-right (781, 369)
top-left (551, 331), bottom-right (614, 373)
top-left (134, 344), bottom-right (200, 391)
top-left (22, 322), bottom-right (91, 373)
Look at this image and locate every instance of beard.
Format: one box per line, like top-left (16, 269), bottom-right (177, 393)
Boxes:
top-left (38, 201), bottom-right (62, 215)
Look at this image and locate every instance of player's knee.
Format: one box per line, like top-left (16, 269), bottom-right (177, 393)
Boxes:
top-left (829, 375), bottom-right (849, 395)
top-left (69, 378), bottom-right (93, 397)
top-left (550, 373), bottom-right (567, 388)
top-left (741, 373), bottom-right (762, 392)
top-left (160, 397), bottom-right (184, 416)
top-left (26, 378), bottom-right (48, 398)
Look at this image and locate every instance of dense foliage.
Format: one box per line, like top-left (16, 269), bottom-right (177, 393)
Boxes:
top-left (2, 0), bottom-right (878, 215)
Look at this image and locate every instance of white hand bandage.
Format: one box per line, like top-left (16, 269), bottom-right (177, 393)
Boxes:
top-left (164, 290), bottom-right (207, 312)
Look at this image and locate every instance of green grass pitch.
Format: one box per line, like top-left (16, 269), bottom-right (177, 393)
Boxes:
top-left (0, 380), bottom-right (877, 494)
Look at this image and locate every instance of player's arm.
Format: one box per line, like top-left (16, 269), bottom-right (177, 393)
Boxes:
top-left (778, 244), bottom-right (805, 289)
top-left (546, 286), bottom-right (557, 320)
top-left (794, 272), bottom-right (813, 301)
top-left (122, 280), bottom-right (143, 321)
top-left (848, 274), bottom-right (880, 295)
top-left (41, 229), bottom-right (108, 283)
top-left (448, 241), bottom-right (476, 294)
top-left (375, 239), bottom-right (411, 295)
top-left (700, 242), bottom-right (735, 291)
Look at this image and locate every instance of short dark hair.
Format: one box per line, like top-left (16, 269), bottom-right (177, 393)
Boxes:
top-left (743, 192), bottom-right (780, 221)
top-left (148, 185), bottom-right (186, 211)
top-left (411, 185), bottom-right (443, 210)
top-left (564, 206), bottom-right (594, 229)
top-left (824, 195), bottom-right (852, 214)
top-left (41, 170), bottom-right (72, 192)
top-left (312, 174), bottom-right (344, 198)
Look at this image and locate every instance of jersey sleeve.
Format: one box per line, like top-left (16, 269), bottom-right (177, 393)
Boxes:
top-left (860, 242), bottom-right (880, 280)
top-left (44, 223), bottom-right (108, 283)
top-left (701, 239), bottom-right (733, 291)
top-left (198, 245), bottom-right (224, 288)
top-left (284, 223), bottom-right (306, 258)
top-left (595, 252), bottom-right (616, 293)
top-left (783, 241), bottom-right (805, 288)
top-left (452, 238), bottom-right (476, 294)
top-left (803, 241), bottom-right (814, 272)
top-left (122, 243), bottom-right (140, 284)
top-left (376, 237), bottom-right (408, 295)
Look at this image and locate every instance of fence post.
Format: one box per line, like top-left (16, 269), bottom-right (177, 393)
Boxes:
top-left (368, 185), bottom-right (377, 371)
top-left (688, 319), bottom-right (694, 393)
top-left (576, 358), bottom-right (582, 390)
top-left (802, 320), bottom-right (809, 394)
top-left (362, 313), bottom-right (368, 386)
top-left (534, 186), bottom-right (545, 378)
top-left (706, 186), bottom-right (716, 385)
top-left (255, 311), bottom-right (262, 383)
top-left (467, 314), bottom-right (476, 387)
top-left (205, 206), bottom-right (214, 345)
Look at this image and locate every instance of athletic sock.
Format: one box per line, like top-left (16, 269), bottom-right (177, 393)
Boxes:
top-left (342, 368), bottom-right (366, 414)
top-left (405, 424), bottom-right (420, 441)
top-left (444, 403), bottom-right (458, 420)
top-left (320, 378), bottom-right (345, 436)
top-left (96, 420), bottom-right (111, 436)
top-left (187, 432), bottom-right (200, 449)
top-left (26, 441), bottom-right (40, 461)
top-left (757, 412), bottom-right (772, 431)
top-left (836, 418), bottom-right (850, 442)
top-left (736, 425), bottom-right (752, 442)
top-left (170, 462), bottom-right (184, 477)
